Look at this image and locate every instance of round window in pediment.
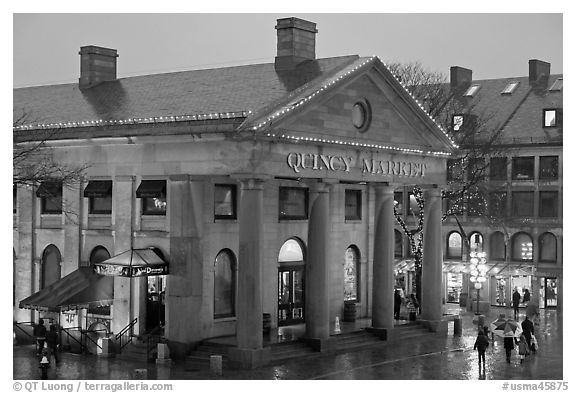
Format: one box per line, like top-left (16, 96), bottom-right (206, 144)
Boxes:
top-left (352, 99), bottom-right (372, 133)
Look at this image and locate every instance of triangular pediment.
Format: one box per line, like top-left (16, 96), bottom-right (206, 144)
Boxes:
top-left (243, 57), bottom-right (456, 157)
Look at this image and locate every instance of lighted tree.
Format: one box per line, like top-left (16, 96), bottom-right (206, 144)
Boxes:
top-left (387, 61), bottom-right (506, 304)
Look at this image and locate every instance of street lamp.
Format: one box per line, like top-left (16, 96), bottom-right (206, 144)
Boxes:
top-left (469, 251), bottom-right (487, 315)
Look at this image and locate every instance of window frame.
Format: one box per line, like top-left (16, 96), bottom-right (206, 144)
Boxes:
top-left (489, 191), bottom-right (508, 217)
top-left (489, 157), bottom-right (508, 181)
top-left (538, 232), bottom-right (557, 263)
top-left (214, 184), bottom-right (238, 220)
top-left (512, 156), bottom-right (535, 181)
top-left (278, 187), bottom-right (309, 221)
top-left (512, 191), bottom-right (534, 218)
top-left (452, 114), bottom-right (464, 132)
top-left (539, 156), bottom-right (559, 180)
top-left (539, 191), bottom-right (559, 218)
top-left (446, 231), bottom-right (463, 260)
top-left (213, 249), bottom-right (237, 319)
top-left (136, 180), bottom-right (167, 216)
top-left (542, 108), bottom-right (561, 128)
top-left (344, 189), bottom-right (362, 221)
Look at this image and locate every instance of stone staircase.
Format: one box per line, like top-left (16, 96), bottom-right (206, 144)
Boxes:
top-left (186, 341), bottom-right (232, 367)
top-left (115, 337), bottom-right (152, 365)
top-left (394, 322), bottom-right (433, 340)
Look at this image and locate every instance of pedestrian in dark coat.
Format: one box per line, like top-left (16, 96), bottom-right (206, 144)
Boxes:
top-left (523, 289), bottom-right (531, 303)
top-left (474, 330), bottom-right (490, 370)
top-left (33, 319), bottom-right (47, 356)
top-left (45, 324), bottom-right (59, 364)
top-left (512, 289), bottom-right (521, 320)
top-left (504, 337), bottom-right (517, 363)
top-left (394, 290), bottom-right (402, 320)
top-left (521, 316), bottom-right (535, 352)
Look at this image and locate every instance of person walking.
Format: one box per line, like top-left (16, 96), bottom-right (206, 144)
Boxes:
top-left (394, 289), bottom-right (402, 320)
top-left (512, 289), bottom-right (521, 320)
top-left (517, 335), bottom-right (530, 363)
top-left (33, 319), bottom-right (47, 356)
top-left (504, 336), bottom-right (516, 363)
top-left (409, 294), bottom-right (420, 315)
top-left (522, 288), bottom-right (531, 304)
top-left (45, 324), bottom-right (59, 364)
top-left (521, 315), bottom-right (535, 353)
top-left (473, 330), bottom-right (490, 371)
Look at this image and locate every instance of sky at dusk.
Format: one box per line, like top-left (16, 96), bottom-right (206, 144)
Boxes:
top-left (13, 13), bottom-right (563, 88)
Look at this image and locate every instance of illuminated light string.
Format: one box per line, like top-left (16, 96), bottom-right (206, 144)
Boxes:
top-left (13, 111), bottom-right (252, 131)
top-left (252, 56), bottom-right (459, 149)
top-left (264, 132), bottom-right (451, 156)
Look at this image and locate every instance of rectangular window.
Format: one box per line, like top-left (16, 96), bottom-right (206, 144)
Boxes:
top-left (512, 191), bottom-right (534, 217)
top-left (136, 180), bottom-right (167, 216)
top-left (466, 188), bottom-right (485, 217)
top-left (452, 115), bottom-right (464, 131)
top-left (279, 187), bottom-right (308, 220)
top-left (464, 84), bottom-right (480, 97)
top-left (345, 189), bottom-right (362, 221)
top-left (489, 192), bottom-right (507, 217)
top-left (490, 157), bottom-right (508, 180)
top-left (84, 180), bottom-right (113, 214)
top-left (539, 156), bottom-right (559, 180)
top-left (543, 109), bottom-right (562, 127)
top-left (539, 191), bottom-right (558, 218)
top-left (512, 157), bottom-right (534, 180)
top-left (214, 184), bottom-right (237, 220)
top-left (549, 78), bottom-right (563, 91)
top-left (36, 181), bottom-right (63, 214)
top-left (467, 157), bottom-right (486, 182)
top-left (394, 191), bottom-right (404, 214)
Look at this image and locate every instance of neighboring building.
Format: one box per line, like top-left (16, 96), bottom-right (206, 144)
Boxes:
top-left (395, 61), bottom-right (562, 313)
top-left (13, 17), bottom-right (456, 367)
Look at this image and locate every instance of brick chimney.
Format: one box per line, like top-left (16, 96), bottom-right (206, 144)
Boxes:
top-left (450, 66), bottom-right (472, 90)
top-left (79, 45), bottom-right (119, 89)
top-left (529, 59), bottom-right (550, 84)
top-left (274, 17), bottom-right (318, 71)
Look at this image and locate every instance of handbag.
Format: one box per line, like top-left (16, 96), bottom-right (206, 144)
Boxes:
top-left (531, 334), bottom-right (538, 351)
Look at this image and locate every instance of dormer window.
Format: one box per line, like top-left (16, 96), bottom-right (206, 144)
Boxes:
top-left (543, 109), bottom-right (562, 128)
top-left (501, 81), bottom-right (519, 94)
top-left (463, 84), bottom-right (480, 97)
top-left (452, 115), bottom-right (464, 131)
top-left (549, 78), bottom-right (563, 91)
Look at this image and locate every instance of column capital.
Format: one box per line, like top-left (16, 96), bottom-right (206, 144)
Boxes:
top-left (114, 175), bottom-right (135, 182)
top-left (303, 179), bottom-right (337, 193)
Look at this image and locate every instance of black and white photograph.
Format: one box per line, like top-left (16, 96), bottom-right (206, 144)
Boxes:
top-left (8, 5), bottom-right (569, 387)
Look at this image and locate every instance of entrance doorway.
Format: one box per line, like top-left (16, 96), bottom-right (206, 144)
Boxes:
top-left (277, 238), bottom-right (305, 326)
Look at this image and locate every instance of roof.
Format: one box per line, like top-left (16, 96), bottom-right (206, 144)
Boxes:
top-left (13, 56), bottom-right (359, 126)
top-left (449, 74), bottom-right (563, 146)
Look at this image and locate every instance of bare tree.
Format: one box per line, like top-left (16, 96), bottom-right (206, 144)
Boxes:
top-left (386, 61), bottom-right (506, 304)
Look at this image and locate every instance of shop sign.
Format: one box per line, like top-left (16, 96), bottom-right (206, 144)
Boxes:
top-left (286, 151), bottom-right (427, 178)
top-left (94, 264), bottom-right (168, 277)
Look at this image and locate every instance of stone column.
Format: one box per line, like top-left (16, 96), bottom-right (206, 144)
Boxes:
top-left (111, 176), bottom-right (134, 335)
top-left (14, 185), bottom-right (35, 322)
top-left (229, 177), bottom-right (270, 368)
top-left (421, 186), bottom-right (445, 331)
top-left (166, 176), bottom-right (205, 358)
top-left (63, 183), bottom-right (82, 276)
top-left (371, 184), bottom-right (395, 332)
top-left (304, 181), bottom-right (331, 347)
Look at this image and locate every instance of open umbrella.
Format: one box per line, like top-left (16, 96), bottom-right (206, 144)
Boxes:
top-left (490, 317), bottom-right (522, 338)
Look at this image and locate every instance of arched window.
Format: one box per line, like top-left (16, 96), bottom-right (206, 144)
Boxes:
top-left (89, 246), bottom-right (111, 265)
top-left (447, 232), bottom-right (463, 259)
top-left (42, 245), bottom-right (61, 289)
top-left (490, 232), bottom-right (506, 260)
top-left (470, 232), bottom-right (484, 253)
top-left (511, 232), bottom-right (533, 261)
top-left (214, 249), bottom-right (236, 319)
top-left (539, 232), bottom-right (557, 262)
top-left (394, 230), bottom-right (403, 258)
top-left (344, 246), bottom-right (360, 301)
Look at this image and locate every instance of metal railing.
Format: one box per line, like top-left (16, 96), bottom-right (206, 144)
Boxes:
top-left (13, 321), bottom-right (35, 342)
top-left (114, 318), bottom-right (138, 353)
top-left (61, 327), bottom-right (106, 354)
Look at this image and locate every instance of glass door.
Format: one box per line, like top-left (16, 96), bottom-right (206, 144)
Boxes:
top-left (278, 266), bottom-right (305, 326)
top-left (544, 278), bottom-right (557, 307)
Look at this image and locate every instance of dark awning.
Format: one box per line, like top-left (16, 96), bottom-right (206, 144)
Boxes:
top-left (93, 248), bottom-right (168, 277)
top-left (36, 181), bottom-right (62, 197)
top-left (19, 267), bottom-right (113, 312)
top-left (84, 180), bottom-right (112, 197)
top-left (136, 180), bottom-right (166, 198)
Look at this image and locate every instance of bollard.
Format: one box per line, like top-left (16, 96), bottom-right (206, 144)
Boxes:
top-left (453, 317), bottom-right (462, 336)
top-left (334, 316), bottom-right (341, 334)
top-left (134, 368), bottom-right (148, 380)
top-left (210, 355), bottom-right (222, 377)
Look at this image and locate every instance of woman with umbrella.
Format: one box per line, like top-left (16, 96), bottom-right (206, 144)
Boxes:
top-left (490, 315), bottom-right (522, 363)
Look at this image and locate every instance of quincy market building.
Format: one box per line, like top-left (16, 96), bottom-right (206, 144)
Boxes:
top-left (13, 18), bottom-right (457, 367)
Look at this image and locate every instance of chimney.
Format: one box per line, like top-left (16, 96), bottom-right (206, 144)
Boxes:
top-left (79, 45), bottom-right (119, 89)
top-left (274, 17), bottom-right (318, 71)
top-left (450, 66), bottom-right (472, 90)
top-left (529, 59), bottom-right (550, 84)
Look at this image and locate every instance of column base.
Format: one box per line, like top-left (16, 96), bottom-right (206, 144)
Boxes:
top-left (420, 319), bottom-right (449, 335)
top-left (299, 336), bottom-right (337, 352)
top-left (365, 327), bottom-right (400, 341)
top-left (228, 347), bottom-right (271, 369)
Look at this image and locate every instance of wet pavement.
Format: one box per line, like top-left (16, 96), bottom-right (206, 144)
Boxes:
top-left (12, 306), bottom-right (563, 380)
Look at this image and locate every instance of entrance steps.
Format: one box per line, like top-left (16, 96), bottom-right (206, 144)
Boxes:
top-left (269, 340), bottom-right (315, 363)
top-left (115, 338), bottom-right (150, 364)
top-left (329, 330), bottom-right (385, 352)
top-left (394, 322), bottom-right (433, 340)
top-left (186, 341), bottom-right (232, 367)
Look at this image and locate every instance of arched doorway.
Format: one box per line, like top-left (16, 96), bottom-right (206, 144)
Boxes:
top-left (41, 245), bottom-right (61, 289)
top-left (277, 238), bottom-right (305, 326)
